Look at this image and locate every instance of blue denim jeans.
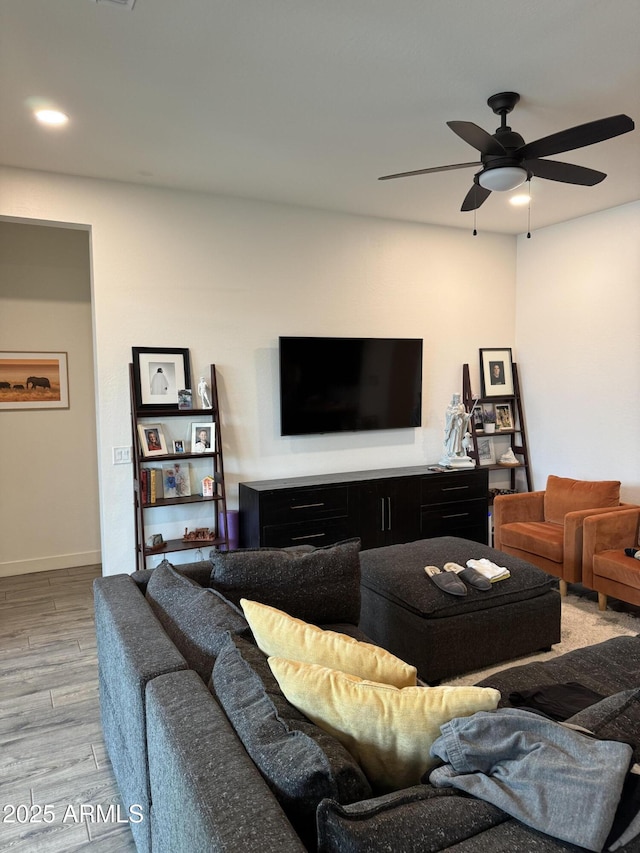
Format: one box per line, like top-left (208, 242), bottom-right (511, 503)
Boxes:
top-left (429, 707), bottom-right (632, 852)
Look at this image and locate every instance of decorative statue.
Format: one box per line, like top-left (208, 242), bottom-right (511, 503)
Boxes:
top-left (197, 376), bottom-right (212, 409)
top-left (439, 393), bottom-right (475, 468)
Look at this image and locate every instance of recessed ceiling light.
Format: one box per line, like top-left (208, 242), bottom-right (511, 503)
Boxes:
top-left (35, 109), bottom-right (69, 127)
top-left (510, 193), bottom-right (531, 206)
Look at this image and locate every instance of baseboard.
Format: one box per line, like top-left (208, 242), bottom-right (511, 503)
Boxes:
top-left (0, 550), bottom-right (102, 577)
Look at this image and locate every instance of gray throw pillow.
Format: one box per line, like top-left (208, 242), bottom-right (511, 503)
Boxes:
top-left (145, 560), bottom-right (249, 681)
top-left (209, 539), bottom-right (361, 625)
top-left (212, 632), bottom-right (371, 847)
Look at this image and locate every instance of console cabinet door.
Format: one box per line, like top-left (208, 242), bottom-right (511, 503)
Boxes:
top-left (355, 477), bottom-right (421, 549)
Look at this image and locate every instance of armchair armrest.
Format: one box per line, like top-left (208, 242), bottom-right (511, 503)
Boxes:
top-left (582, 508), bottom-right (640, 589)
top-left (493, 491), bottom-right (545, 550)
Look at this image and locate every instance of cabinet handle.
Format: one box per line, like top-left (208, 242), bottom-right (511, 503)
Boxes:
top-left (291, 502), bottom-right (325, 510)
top-left (290, 532), bottom-right (326, 541)
top-left (380, 497), bottom-right (392, 531)
top-left (442, 512), bottom-right (470, 519)
top-left (441, 486), bottom-right (469, 492)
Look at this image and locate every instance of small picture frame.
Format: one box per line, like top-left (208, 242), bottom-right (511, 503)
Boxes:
top-left (178, 389), bottom-right (193, 410)
top-left (479, 348), bottom-right (514, 397)
top-left (495, 402), bottom-right (514, 430)
top-left (132, 347), bottom-right (191, 411)
top-left (477, 437), bottom-right (496, 466)
top-left (191, 422), bottom-right (215, 453)
top-left (173, 439), bottom-right (185, 453)
top-left (471, 403), bottom-right (484, 431)
top-left (137, 423), bottom-right (168, 457)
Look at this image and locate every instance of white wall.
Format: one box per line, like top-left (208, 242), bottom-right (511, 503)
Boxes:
top-left (515, 201), bottom-right (640, 502)
top-left (0, 221), bottom-right (101, 575)
top-left (1, 167), bottom-right (516, 574)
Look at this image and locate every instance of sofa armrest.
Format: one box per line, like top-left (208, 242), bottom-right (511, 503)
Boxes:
top-left (582, 508), bottom-right (640, 589)
top-left (493, 491), bottom-right (545, 549)
top-left (564, 505), bottom-right (638, 583)
top-left (93, 575), bottom-right (188, 852)
top-left (146, 670), bottom-right (307, 853)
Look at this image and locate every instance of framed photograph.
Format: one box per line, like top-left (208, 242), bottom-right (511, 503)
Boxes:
top-left (477, 437), bottom-right (496, 466)
top-left (471, 403), bottom-right (484, 431)
top-left (162, 462), bottom-right (191, 499)
top-left (495, 402), bottom-right (514, 430)
top-left (0, 351), bottom-right (69, 410)
top-left (479, 348), bottom-right (514, 397)
top-left (173, 439), bottom-right (185, 453)
top-left (132, 347), bottom-right (191, 410)
top-left (191, 422), bottom-right (215, 453)
top-left (137, 423), bottom-right (168, 457)
top-left (178, 389), bottom-right (193, 410)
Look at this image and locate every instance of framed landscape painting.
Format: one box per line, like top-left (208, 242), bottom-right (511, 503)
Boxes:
top-left (0, 352), bottom-right (69, 410)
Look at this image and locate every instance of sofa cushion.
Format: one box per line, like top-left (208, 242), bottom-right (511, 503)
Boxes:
top-left (210, 539), bottom-right (361, 625)
top-left (268, 656), bottom-right (500, 792)
top-left (145, 560), bottom-right (249, 681)
top-left (212, 633), bottom-right (371, 846)
top-left (568, 687), bottom-right (640, 763)
top-left (544, 474), bottom-right (620, 525)
top-left (241, 598), bottom-right (417, 687)
top-left (316, 786), bottom-right (508, 853)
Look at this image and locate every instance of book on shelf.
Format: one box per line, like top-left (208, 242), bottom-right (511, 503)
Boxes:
top-left (149, 468), bottom-right (161, 503)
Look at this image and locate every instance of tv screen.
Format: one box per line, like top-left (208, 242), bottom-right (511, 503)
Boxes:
top-left (279, 337), bottom-right (423, 436)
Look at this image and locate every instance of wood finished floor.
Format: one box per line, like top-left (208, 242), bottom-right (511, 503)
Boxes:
top-left (0, 565), bottom-right (137, 852)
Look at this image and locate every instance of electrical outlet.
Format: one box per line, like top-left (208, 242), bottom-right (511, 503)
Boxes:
top-left (113, 446), bottom-right (132, 464)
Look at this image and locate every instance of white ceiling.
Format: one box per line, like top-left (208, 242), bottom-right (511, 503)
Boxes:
top-left (2, 0), bottom-right (639, 235)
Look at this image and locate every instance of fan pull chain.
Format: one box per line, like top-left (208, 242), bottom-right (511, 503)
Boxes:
top-left (473, 205), bottom-right (478, 236)
top-left (527, 179), bottom-right (532, 238)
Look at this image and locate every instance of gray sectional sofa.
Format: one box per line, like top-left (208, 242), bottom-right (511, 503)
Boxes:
top-left (94, 538), bottom-right (640, 853)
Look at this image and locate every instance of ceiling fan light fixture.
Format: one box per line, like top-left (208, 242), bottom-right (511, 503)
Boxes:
top-left (478, 166), bottom-right (528, 192)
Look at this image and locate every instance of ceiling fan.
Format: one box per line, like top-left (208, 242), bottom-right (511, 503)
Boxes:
top-left (379, 92), bottom-right (635, 211)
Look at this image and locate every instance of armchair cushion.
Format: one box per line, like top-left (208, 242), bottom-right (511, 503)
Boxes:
top-left (544, 475), bottom-right (620, 525)
top-left (499, 521), bottom-right (564, 563)
top-left (593, 551), bottom-right (640, 590)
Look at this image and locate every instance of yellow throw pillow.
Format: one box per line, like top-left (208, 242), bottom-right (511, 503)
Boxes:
top-left (241, 598), bottom-right (417, 688)
top-left (268, 657), bottom-right (500, 792)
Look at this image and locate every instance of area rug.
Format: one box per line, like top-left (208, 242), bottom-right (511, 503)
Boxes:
top-left (445, 591), bottom-right (640, 686)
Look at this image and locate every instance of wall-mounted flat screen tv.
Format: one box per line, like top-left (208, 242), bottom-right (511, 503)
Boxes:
top-left (279, 337), bottom-right (423, 436)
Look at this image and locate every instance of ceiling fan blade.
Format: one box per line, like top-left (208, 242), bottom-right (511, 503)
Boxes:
top-left (461, 183), bottom-right (491, 212)
top-left (447, 121), bottom-right (506, 156)
top-left (519, 114), bottom-right (634, 160)
top-left (525, 158), bottom-right (606, 186)
top-left (378, 161), bottom-right (480, 181)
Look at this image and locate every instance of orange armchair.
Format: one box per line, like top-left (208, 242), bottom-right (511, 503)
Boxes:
top-left (583, 508), bottom-right (640, 611)
top-left (493, 475), bottom-right (631, 595)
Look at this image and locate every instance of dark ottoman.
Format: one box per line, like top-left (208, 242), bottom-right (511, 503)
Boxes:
top-left (359, 536), bottom-right (561, 683)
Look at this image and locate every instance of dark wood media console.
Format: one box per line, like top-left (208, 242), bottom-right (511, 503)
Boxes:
top-left (239, 466), bottom-right (489, 550)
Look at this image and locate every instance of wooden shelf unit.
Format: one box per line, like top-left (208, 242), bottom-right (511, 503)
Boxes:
top-left (462, 361), bottom-right (532, 493)
top-left (130, 363), bottom-right (228, 571)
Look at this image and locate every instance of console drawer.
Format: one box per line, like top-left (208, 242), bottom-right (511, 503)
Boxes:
top-left (421, 499), bottom-right (487, 538)
top-left (261, 516), bottom-right (354, 548)
top-left (260, 485), bottom-right (349, 525)
top-left (421, 472), bottom-right (486, 505)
